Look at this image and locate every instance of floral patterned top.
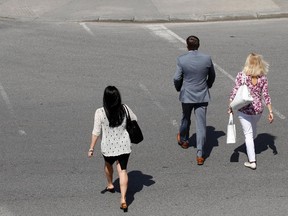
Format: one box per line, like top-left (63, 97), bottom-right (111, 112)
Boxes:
top-left (92, 105), bottom-right (137, 157)
top-left (230, 71), bottom-right (271, 115)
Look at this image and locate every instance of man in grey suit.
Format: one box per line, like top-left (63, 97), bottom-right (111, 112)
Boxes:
top-left (173, 35), bottom-right (215, 165)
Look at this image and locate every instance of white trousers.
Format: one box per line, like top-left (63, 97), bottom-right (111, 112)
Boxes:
top-left (238, 111), bottom-right (262, 162)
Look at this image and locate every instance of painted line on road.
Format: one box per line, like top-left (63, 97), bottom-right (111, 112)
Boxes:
top-left (213, 63), bottom-right (235, 81)
top-left (80, 23), bottom-right (95, 36)
top-left (147, 25), bottom-right (184, 44)
top-left (139, 82), bottom-right (179, 128)
top-left (0, 80), bottom-right (26, 136)
top-left (146, 24), bottom-right (286, 120)
top-left (0, 205), bottom-right (14, 216)
top-left (139, 82), bottom-right (164, 111)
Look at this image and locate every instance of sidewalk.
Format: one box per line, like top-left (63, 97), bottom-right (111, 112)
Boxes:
top-left (0, 0), bottom-right (288, 22)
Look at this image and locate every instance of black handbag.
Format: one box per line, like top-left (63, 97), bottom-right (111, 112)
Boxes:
top-left (123, 105), bottom-right (143, 144)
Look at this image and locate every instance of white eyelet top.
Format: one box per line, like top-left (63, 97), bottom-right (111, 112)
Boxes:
top-left (92, 105), bottom-right (137, 157)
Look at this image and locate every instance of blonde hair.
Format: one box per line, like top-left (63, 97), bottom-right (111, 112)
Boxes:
top-left (243, 53), bottom-right (269, 76)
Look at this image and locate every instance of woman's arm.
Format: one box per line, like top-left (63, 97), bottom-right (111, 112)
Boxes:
top-left (262, 77), bottom-right (273, 123)
top-left (228, 99), bottom-right (233, 114)
top-left (88, 109), bottom-right (102, 157)
top-left (228, 72), bottom-right (242, 113)
top-left (267, 104), bottom-right (274, 124)
top-left (88, 134), bottom-right (99, 157)
top-left (229, 72), bottom-right (242, 101)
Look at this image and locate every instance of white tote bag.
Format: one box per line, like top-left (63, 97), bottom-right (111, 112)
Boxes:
top-left (226, 113), bottom-right (236, 144)
top-left (230, 74), bottom-right (253, 111)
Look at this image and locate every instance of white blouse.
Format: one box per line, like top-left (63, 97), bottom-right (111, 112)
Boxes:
top-left (92, 105), bottom-right (137, 157)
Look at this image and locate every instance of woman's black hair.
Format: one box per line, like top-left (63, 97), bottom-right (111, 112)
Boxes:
top-left (103, 86), bottom-right (125, 127)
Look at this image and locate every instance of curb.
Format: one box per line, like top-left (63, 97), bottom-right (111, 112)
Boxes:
top-left (1, 11), bottom-right (288, 23)
top-left (79, 11), bottom-right (288, 23)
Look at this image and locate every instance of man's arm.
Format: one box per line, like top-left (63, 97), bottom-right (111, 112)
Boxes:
top-left (207, 59), bottom-right (216, 88)
top-left (173, 59), bottom-right (183, 92)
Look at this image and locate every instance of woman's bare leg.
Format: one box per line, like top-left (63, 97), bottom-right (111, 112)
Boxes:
top-left (116, 162), bottom-right (128, 204)
top-left (104, 161), bottom-right (114, 189)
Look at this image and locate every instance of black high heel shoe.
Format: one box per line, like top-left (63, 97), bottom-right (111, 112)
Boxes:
top-left (120, 203), bottom-right (128, 212)
top-left (101, 187), bottom-right (115, 194)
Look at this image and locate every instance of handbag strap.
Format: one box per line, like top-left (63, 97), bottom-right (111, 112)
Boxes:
top-left (241, 72), bottom-right (247, 85)
top-left (123, 104), bottom-right (131, 122)
top-left (228, 113), bottom-right (234, 125)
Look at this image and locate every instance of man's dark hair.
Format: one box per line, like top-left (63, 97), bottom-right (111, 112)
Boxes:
top-left (186, 35), bottom-right (200, 50)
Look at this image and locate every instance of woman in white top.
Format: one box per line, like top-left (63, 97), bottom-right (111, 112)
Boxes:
top-left (88, 86), bottom-right (137, 212)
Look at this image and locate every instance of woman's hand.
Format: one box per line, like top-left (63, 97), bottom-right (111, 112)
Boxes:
top-left (88, 134), bottom-right (98, 158)
top-left (88, 149), bottom-right (94, 158)
top-left (228, 107), bottom-right (233, 114)
top-left (228, 100), bottom-right (233, 114)
top-left (268, 112), bottom-right (274, 123)
top-left (267, 105), bottom-right (274, 124)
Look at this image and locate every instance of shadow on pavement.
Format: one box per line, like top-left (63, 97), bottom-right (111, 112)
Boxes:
top-left (188, 126), bottom-right (225, 159)
top-left (112, 170), bottom-right (155, 206)
top-left (230, 133), bottom-right (277, 162)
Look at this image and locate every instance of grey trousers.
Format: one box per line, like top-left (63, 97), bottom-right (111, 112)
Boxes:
top-left (179, 102), bottom-right (208, 157)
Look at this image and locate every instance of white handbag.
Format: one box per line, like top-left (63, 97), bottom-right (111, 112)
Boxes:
top-left (226, 113), bottom-right (236, 144)
top-left (230, 73), bottom-right (253, 111)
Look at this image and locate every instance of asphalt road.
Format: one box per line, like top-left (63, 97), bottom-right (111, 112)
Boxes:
top-left (0, 18), bottom-right (287, 216)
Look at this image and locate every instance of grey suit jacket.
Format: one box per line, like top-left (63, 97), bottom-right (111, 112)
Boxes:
top-left (173, 50), bottom-right (216, 103)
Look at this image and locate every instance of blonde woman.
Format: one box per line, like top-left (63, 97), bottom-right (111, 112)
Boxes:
top-left (228, 53), bottom-right (273, 170)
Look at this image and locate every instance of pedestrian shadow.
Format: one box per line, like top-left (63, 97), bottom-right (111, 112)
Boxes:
top-left (188, 126), bottom-right (225, 159)
top-left (230, 133), bottom-right (277, 162)
top-left (112, 170), bottom-right (155, 206)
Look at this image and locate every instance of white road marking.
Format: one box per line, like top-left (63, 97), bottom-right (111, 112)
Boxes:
top-left (0, 205), bottom-right (14, 216)
top-left (146, 24), bottom-right (286, 120)
top-left (80, 23), bottom-right (94, 36)
top-left (213, 63), bottom-right (235, 81)
top-left (146, 25), bottom-right (184, 44)
top-left (0, 80), bottom-right (26, 136)
top-left (139, 82), bottom-right (179, 128)
top-left (273, 109), bottom-right (286, 120)
top-left (139, 82), bottom-right (164, 111)
top-left (172, 119), bottom-right (179, 128)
